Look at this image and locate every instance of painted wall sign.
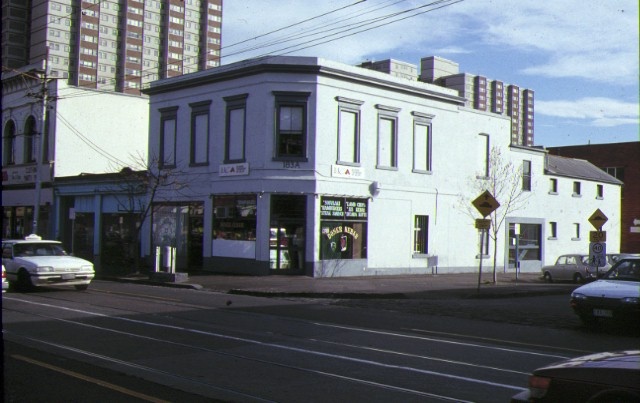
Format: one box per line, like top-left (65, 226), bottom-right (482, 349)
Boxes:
top-left (332, 164), bottom-right (365, 179)
top-left (218, 162), bottom-right (249, 176)
top-left (320, 197), bottom-right (368, 221)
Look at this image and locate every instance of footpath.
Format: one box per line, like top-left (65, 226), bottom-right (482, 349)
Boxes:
top-left (105, 271), bottom-right (577, 300)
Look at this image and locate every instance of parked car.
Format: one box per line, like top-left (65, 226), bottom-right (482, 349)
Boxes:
top-left (2, 264), bottom-right (8, 293)
top-left (2, 234), bottom-right (95, 291)
top-left (570, 257), bottom-right (640, 326)
top-left (608, 253), bottom-right (640, 265)
top-left (541, 254), bottom-right (609, 283)
top-left (511, 350), bottom-right (640, 402)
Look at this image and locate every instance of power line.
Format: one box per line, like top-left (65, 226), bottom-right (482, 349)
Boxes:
top-left (259, 0), bottom-right (464, 58)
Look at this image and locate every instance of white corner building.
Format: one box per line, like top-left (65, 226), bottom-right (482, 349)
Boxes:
top-left (142, 56), bottom-right (622, 277)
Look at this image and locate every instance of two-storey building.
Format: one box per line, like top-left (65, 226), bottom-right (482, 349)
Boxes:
top-left (142, 56), bottom-right (622, 277)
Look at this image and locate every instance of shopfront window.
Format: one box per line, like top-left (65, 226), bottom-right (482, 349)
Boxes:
top-left (320, 197), bottom-right (368, 260)
top-left (508, 223), bottom-right (541, 266)
top-left (101, 213), bottom-right (137, 273)
top-left (212, 195), bottom-right (256, 240)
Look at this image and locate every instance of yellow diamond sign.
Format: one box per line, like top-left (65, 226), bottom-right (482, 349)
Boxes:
top-left (472, 190), bottom-right (500, 218)
top-left (588, 209), bottom-right (608, 230)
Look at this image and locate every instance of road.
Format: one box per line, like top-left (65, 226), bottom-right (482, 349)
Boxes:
top-left (3, 280), bottom-right (639, 402)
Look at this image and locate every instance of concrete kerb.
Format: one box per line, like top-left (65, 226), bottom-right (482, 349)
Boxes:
top-left (100, 272), bottom-right (576, 300)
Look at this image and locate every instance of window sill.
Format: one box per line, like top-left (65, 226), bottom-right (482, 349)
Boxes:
top-left (596, 196), bottom-right (604, 200)
top-left (476, 175), bottom-right (489, 180)
top-left (548, 191), bottom-right (558, 195)
top-left (572, 193), bottom-right (582, 198)
top-left (412, 169), bottom-right (433, 175)
top-left (189, 162), bottom-right (209, 167)
top-left (336, 161), bottom-right (361, 167)
top-left (475, 254), bottom-right (490, 259)
top-left (547, 236), bottom-right (557, 240)
top-left (571, 237), bottom-right (581, 241)
top-left (375, 165), bottom-right (398, 171)
top-left (224, 159), bottom-right (246, 164)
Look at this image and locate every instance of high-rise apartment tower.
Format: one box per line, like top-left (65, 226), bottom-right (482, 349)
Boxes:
top-left (2, 0), bottom-right (223, 95)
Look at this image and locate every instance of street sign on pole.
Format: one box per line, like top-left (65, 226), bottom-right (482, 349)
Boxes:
top-left (589, 242), bottom-right (607, 268)
top-left (472, 190), bottom-right (500, 218)
top-left (475, 219), bottom-right (491, 229)
top-left (589, 231), bottom-right (606, 243)
top-left (588, 209), bottom-right (608, 230)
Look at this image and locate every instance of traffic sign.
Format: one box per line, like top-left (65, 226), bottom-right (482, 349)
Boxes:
top-left (589, 242), bottom-right (607, 268)
top-left (589, 231), bottom-right (606, 243)
top-left (472, 190), bottom-right (500, 218)
top-left (475, 219), bottom-right (491, 229)
top-left (588, 209), bottom-right (608, 230)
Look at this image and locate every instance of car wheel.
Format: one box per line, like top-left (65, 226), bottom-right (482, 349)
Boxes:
top-left (74, 284), bottom-right (89, 291)
top-left (543, 272), bottom-right (553, 283)
top-left (16, 269), bottom-right (33, 292)
top-left (573, 273), bottom-right (583, 284)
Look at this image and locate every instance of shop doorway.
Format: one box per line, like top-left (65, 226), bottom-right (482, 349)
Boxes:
top-left (270, 195), bottom-right (306, 274)
top-left (152, 202), bottom-right (204, 272)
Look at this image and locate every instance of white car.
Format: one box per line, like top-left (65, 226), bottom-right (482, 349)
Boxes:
top-left (2, 234), bottom-right (95, 291)
top-left (2, 264), bottom-right (8, 293)
top-left (570, 257), bottom-right (640, 326)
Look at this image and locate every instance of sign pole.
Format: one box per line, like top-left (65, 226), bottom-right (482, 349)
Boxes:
top-left (472, 190), bottom-right (500, 292)
top-left (477, 229), bottom-right (484, 292)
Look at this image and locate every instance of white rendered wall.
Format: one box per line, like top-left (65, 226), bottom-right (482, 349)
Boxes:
top-left (53, 82), bottom-right (149, 177)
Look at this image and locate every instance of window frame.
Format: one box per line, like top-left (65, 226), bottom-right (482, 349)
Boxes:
top-left (522, 160), bottom-right (532, 191)
top-left (596, 184), bottom-right (604, 199)
top-left (572, 181), bottom-right (581, 197)
top-left (189, 100), bottom-right (211, 166)
top-left (549, 178), bottom-right (558, 194)
top-left (223, 94), bottom-right (248, 163)
top-left (273, 91), bottom-right (310, 161)
top-left (3, 120), bottom-right (17, 166)
top-left (478, 133), bottom-right (490, 179)
top-left (412, 112), bottom-right (434, 173)
top-left (413, 215), bottom-right (429, 255)
top-left (375, 104), bottom-right (400, 170)
top-left (336, 96), bottom-right (364, 166)
top-left (159, 106), bottom-right (178, 169)
top-left (572, 223), bottom-right (581, 240)
top-left (548, 221), bottom-right (557, 240)
top-left (23, 116), bottom-right (37, 163)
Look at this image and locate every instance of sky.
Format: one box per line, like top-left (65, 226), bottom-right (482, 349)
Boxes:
top-left (220, 0), bottom-right (639, 148)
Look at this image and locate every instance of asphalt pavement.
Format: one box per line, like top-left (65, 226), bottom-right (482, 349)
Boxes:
top-left (105, 270), bottom-right (578, 300)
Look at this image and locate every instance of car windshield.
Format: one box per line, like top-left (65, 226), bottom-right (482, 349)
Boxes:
top-left (13, 243), bottom-right (68, 257)
top-left (603, 260), bottom-right (640, 282)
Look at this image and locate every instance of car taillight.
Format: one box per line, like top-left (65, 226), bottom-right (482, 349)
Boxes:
top-left (529, 375), bottom-right (551, 398)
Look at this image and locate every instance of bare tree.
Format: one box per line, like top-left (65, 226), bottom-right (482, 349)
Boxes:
top-left (109, 153), bottom-right (192, 273)
top-left (458, 145), bottom-right (531, 284)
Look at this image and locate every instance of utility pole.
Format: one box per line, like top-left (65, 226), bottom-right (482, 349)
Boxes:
top-left (32, 51), bottom-right (49, 235)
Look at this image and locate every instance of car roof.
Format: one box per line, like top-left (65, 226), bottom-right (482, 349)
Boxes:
top-left (3, 235), bottom-right (62, 245)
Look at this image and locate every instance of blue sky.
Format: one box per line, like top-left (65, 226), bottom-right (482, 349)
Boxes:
top-left (220, 0), bottom-right (639, 148)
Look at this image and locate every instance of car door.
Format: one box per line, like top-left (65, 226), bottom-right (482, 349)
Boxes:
top-left (548, 256), bottom-right (566, 280)
top-left (563, 255), bottom-right (579, 281)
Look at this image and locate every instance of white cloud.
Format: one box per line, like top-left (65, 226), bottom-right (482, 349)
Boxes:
top-left (536, 97), bottom-right (639, 127)
top-left (222, 1), bottom-right (638, 84)
top-left (456, 0), bottom-right (639, 84)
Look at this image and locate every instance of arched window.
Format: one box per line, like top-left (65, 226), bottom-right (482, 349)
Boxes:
top-left (3, 120), bottom-right (16, 166)
top-left (24, 116), bottom-right (38, 163)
